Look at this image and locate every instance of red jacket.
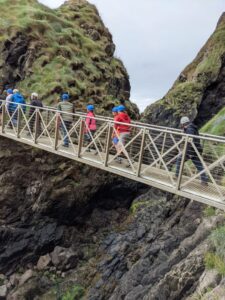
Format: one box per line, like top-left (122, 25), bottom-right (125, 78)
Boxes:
top-left (114, 112), bottom-right (131, 133)
top-left (85, 112), bottom-right (96, 132)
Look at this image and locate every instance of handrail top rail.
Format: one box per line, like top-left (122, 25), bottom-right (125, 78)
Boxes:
top-left (1, 100), bottom-right (225, 144)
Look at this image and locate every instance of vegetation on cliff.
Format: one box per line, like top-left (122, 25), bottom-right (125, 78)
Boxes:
top-left (201, 107), bottom-right (225, 136)
top-left (205, 225), bottom-right (225, 276)
top-left (0, 0), bottom-right (138, 115)
top-left (143, 12), bottom-right (225, 128)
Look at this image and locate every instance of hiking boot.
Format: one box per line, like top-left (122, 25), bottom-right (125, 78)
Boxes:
top-left (63, 144), bottom-right (69, 148)
top-left (115, 157), bottom-right (122, 164)
top-left (201, 181), bottom-right (208, 187)
top-left (126, 160), bottom-right (134, 168)
top-left (173, 174), bottom-right (178, 181)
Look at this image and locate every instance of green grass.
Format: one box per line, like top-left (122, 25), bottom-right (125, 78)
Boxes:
top-left (204, 206), bottom-right (216, 218)
top-left (143, 15), bottom-right (225, 124)
top-left (204, 225), bottom-right (225, 276)
top-left (204, 252), bottom-right (225, 276)
top-left (201, 107), bottom-right (225, 136)
top-left (0, 0), bottom-right (132, 114)
top-left (62, 285), bottom-right (85, 300)
top-left (130, 200), bottom-right (149, 214)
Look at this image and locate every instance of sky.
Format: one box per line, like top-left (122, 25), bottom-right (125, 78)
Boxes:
top-left (39, 0), bottom-right (225, 111)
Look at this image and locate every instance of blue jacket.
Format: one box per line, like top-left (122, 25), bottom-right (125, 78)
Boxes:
top-left (9, 93), bottom-right (26, 113)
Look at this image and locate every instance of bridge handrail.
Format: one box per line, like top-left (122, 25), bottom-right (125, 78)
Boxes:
top-left (41, 103), bottom-right (225, 141)
top-left (1, 100), bottom-right (225, 144)
top-left (1, 100), bottom-right (225, 142)
top-left (1, 100), bottom-right (225, 210)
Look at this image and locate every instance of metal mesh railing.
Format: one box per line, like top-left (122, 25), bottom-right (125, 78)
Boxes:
top-left (1, 101), bottom-right (225, 209)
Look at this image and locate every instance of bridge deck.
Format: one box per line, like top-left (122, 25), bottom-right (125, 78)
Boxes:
top-left (1, 125), bottom-right (225, 211)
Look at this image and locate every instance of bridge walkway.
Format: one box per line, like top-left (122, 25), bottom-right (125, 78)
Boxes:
top-left (0, 102), bottom-right (225, 210)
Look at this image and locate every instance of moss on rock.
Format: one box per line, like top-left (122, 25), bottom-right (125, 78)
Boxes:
top-left (143, 13), bottom-right (225, 128)
top-left (0, 0), bottom-right (138, 116)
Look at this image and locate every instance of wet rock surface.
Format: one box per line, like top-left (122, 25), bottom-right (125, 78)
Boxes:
top-left (85, 191), bottom-right (224, 300)
top-left (0, 136), bottom-right (146, 276)
top-left (0, 135), bottom-right (225, 299)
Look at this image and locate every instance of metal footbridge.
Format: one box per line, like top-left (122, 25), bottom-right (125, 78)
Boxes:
top-left (1, 101), bottom-right (225, 210)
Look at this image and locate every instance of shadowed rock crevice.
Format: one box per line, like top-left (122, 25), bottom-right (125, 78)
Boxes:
top-left (0, 34), bottom-right (40, 91)
top-left (195, 55), bottom-right (225, 127)
top-left (0, 137), bottom-right (147, 276)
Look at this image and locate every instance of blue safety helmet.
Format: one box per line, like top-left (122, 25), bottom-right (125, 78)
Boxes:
top-left (62, 94), bottom-right (69, 101)
top-left (117, 105), bottom-right (126, 112)
top-left (7, 89), bottom-right (13, 94)
top-left (112, 107), bottom-right (118, 113)
top-left (87, 104), bottom-right (94, 111)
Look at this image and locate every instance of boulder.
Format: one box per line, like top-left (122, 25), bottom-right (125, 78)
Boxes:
top-left (197, 270), bottom-right (222, 295)
top-left (37, 254), bottom-right (51, 271)
top-left (0, 285), bottom-right (7, 299)
top-left (50, 246), bottom-right (79, 271)
top-left (18, 270), bottom-right (33, 287)
top-left (9, 274), bottom-right (20, 287)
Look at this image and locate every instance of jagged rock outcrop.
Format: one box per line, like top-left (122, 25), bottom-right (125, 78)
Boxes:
top-left (0, 137), bottom-right (146, 276)
top-left (0, 0), bottom-right (138, 116)
top-left (3, 186), bottom-right (224, 300)
top-left (143, 13), bottom-right (225, 128)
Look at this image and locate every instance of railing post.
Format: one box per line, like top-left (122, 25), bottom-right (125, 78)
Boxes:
top-left (78, 118), bottom-right (85, 158)
top-left (176, 136), bottom-right (188, 190)
top-left (17, 105), bottom-right (22, 138)
top-left (34, 109), bottom-right (40, 144)
top-left (47, 110), bottom-right (50, 125)
top-left (104, 123), bottom-right (113, 167)
top-left (54, 112), bottom-right (60, 150)
top-left (136, 128), bottom-right (146, 177)
top-left (1, 103), bottom-right (6, 134)
top-left (159, 132), bottom-right (167, 168)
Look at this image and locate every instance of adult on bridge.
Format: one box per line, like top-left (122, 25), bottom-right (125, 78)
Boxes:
top-left (0, 96), bottom-right (225, 210)
top-left (175, 116), bottom-right (208, 186)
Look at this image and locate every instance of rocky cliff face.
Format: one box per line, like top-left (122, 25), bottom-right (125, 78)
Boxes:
top-left (143, 13), bottom-right (225, 128)
top-left (0, 0), bottom-right (138, 116)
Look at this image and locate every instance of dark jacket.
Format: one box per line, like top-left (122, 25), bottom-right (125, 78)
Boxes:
top-left (29, 99), bottom-right (43, 117)
top-left (184, 123), bottom-right (202, 156)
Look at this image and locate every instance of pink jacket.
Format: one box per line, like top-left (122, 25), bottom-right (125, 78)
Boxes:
top-left (85, 112), bottom-right (97, 132)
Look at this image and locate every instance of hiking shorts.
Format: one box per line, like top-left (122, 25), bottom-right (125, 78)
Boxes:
top-left (119, 132), bottom-right (130, 145)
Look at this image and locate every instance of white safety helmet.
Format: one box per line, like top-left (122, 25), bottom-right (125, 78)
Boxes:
top-left (31, 92), bottom-right (38, 99)
top-left (180, 116), bottom-right (190, 125)
top-left (13, 89), bottom-right (19, 94)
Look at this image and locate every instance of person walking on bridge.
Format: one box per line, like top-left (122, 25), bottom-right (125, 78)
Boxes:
top-left (27, 93), bottom-right (43, 136)
top-left (84, 105), bottom-right (97, 153)
top-left (112, 107), bottom-right (119, 147)
top-left (57, 94), bottom-right (75, 147)
top-left (85, 104), bottom-right (96, 142)
top-left (175, 116), bottom-right (208, 185)
top-left (3, 89), bottom-right (13, 128)
top-left (9, 89), bottom-right (26, 127)
top-left (5, 89), bottom-right (13, 111)
top-left (113, 105), bottom-right (131, 163)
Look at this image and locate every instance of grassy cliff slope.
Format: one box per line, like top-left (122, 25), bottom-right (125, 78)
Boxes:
top-left (0, 0), bottom-right (138, 115)
top-left (143, 12), bottom-right (225, 128)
